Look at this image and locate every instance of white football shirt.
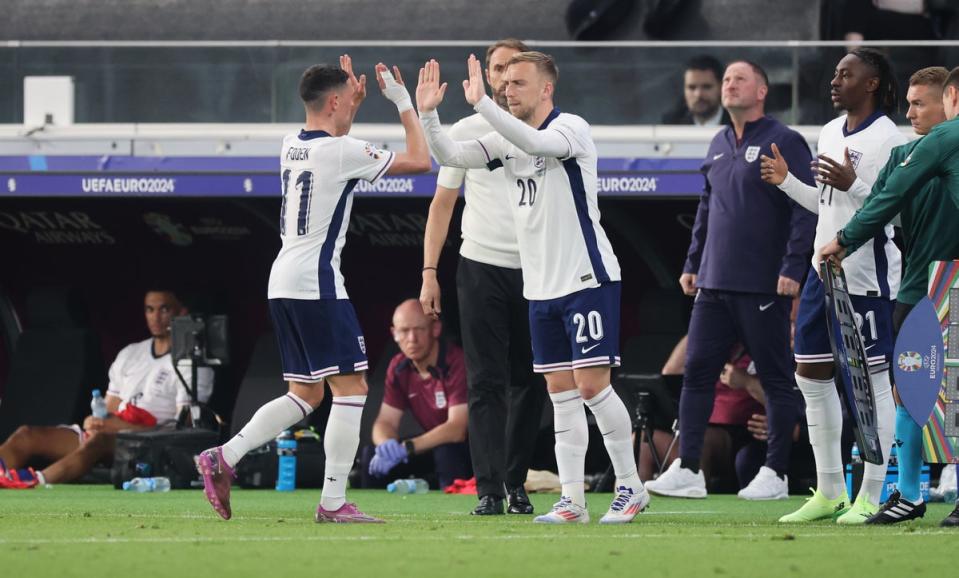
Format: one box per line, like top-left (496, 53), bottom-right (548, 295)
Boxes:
top-left (780, 112), bottom-right (905, 297)
top-left (473, 110), bottom-right (621, 300)
top-left (436, 113), bottom-right (522, 269)
top-left (106, 338), bottom-right (214, 424)
top-left (268, 129), bottom-right (395, 300)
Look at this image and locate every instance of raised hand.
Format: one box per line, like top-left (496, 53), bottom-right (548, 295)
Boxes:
top-left (759, 143), bottom-right (788, 186)
top-left (415, 59), bottom-right (447, 113)
top-left (813, 147), bottom-right (856, 191)
top-left (463, 53), bottom-right (487, 106)
top-left (340, 54), bottom-right (367, 109)
top-left (377, 63), bottom-right (413, 113)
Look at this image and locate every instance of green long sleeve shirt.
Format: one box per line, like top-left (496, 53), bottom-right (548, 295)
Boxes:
top-left (842, 123), bottom-right (959, 304)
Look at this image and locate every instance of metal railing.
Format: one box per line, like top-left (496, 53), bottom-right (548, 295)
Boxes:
top-left (1, 40), bottom-right (957, 126)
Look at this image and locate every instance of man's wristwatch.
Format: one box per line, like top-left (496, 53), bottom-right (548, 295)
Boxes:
top-left (403, 439), bottom-right (416, 456)
top-left (836, 228), bottom-right (848, 248)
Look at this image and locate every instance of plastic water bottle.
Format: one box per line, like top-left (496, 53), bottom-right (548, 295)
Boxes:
top-left (276, 430), bottom-right (297, 492)
top-left (387, 478), bottom-right (429, 495)
top-left (122, 477), bottom-right (171, 492)
top-left (90, 389), bottom-right (108, 419)
top-left (850, 442), bottom-right (861, 464)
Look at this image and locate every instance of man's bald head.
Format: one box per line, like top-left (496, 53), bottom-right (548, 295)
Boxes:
top-left (391, 299), bottom-right (441, 364)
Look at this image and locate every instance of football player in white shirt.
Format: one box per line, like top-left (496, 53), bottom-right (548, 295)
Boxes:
top-left (416, 52), bottom-right (648, 524)
top-left (760, 48), bottom-right (905, 524)
top-left (0, 290), bottom-right (212, 488)
top-left (198, 55), bottom-right (430, 523)
top-left (419, 38), bottom-right (546, 517)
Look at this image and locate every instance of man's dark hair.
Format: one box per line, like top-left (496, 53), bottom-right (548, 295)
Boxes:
top-left (729, 60), bottom-right (769, 87)
top-left (944, 66), bottom-right (959, 93)
top-left (298, 64), bottom-right (349, 109)
top-left (686, 55), bottom-right (724, 83)
top-left (486, 38), bottom-right (530, 67)
top-left (850, 48), bottom-right (899, 115)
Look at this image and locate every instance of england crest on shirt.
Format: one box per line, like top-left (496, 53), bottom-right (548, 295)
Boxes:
top-left (434, 389), bottom-right (447, 409)
top-left (745, 146), bottom-right (761, 163)
top-left (847, 148), bottom-right (863, 169)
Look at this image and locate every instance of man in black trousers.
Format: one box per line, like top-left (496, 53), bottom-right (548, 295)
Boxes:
top-left (419, 38), bottom-right (545, 515)
top-left (646, 61), bottom-right (816, 500)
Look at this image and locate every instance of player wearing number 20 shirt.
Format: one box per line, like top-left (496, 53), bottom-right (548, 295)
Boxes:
top-left (421, 73), bottom-right (621, 374)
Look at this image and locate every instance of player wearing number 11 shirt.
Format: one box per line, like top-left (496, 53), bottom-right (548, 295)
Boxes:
top-left (417, 52), bottom-right (649, 525)
top-left (197, 56), bottom-right (430, 524)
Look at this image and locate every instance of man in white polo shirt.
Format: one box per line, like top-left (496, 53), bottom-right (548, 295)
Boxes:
top-left (420, 38), bottom-right (545, 516)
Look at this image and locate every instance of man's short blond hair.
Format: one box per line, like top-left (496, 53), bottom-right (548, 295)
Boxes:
top-left (507, 51), bottom-right (559, 84)
top-left (486, 39), bottom-right (530, 67)
top-left (910, 66), bottom-right (949, 89)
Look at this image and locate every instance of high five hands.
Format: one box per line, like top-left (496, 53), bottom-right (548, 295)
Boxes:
top-left (415, 59), bottom-right (447, 113)
top-left (416, 55), bottom-right (488, 113)
top-left (463, 54), bottom-right (487, 106)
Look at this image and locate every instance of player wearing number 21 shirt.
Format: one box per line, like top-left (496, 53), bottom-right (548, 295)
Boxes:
top-left (417, 52), bottom-right (649, 525)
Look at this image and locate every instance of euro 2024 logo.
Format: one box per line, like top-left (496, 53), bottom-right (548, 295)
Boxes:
top-left (898, 351), bottom-right (924, 372)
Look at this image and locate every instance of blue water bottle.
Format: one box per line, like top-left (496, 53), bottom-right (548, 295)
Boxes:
top-left (276, 430), bottom-right (297, 492)
top-left (90, 389), bottom-right (108, 419)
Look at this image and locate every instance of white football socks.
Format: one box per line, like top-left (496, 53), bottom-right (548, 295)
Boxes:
top-left (795, 374), bottom-right (846, 500)
top-left (222, 392), bottom-right (313, 468)
top-left (584, 385), bottom-right (643, 492)
top-left (320, 395), bottom-right (366, 511)
top-left (549, 389), bottom-right (588, 507)
top-left (860, 369), bottom-right (895, 506)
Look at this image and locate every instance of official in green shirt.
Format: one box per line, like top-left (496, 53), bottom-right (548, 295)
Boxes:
top-left (819, 66), bottom-right (959, 528)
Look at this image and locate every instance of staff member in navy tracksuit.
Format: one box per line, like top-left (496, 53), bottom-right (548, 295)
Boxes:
top-left (645, 61), bottom-right (816, 501)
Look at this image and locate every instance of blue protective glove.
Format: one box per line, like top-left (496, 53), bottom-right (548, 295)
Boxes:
top-left (368, 439), bottom-right (409, 477)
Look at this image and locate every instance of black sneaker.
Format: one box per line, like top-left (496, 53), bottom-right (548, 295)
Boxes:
top-left (864, 490), bottom-right (926, 525)
top-left (507, 486), bottom-right (534, 515)
top-left (471, 494), bottom-right (504, 516)
top-left (940, 504), bottom-right (959, 527)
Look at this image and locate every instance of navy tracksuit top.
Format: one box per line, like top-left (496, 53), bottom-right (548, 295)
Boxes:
top-left (683, 115), bottom-right (817, 295)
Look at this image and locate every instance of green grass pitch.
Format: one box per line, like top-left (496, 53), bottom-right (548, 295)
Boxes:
top-left (1, 486), bottom-right (955, 578)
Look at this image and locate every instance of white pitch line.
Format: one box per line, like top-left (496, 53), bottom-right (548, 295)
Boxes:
top-left (0, 530), bottom-right (953, 546)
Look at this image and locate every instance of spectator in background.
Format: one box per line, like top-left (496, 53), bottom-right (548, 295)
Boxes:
top-left (703, 350), bottom-right (768, 492)
top-left (842, 0), bottom-right (938, 113)
top-left (661, 55), bottom-right (732, 126)
top-left (0, 289), bottom-right (213, 488)
top-left (362, 299), bottom-right (471, 489)
top-left (843, 0), bottom-right (936, 45)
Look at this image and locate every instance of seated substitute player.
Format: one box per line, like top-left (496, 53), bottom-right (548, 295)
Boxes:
top-left (416, 52), bottom-right (648, 524)
top-left (0, 289), bottom-right (213, 488)
top-left (819, 67), bottom-right (959, 528)
top-left (197, 55), bottom-right (431, 523)
top-left (760, 48), bottom-right (905, 524)
top-left (362, 299), bottom-right (470, 488)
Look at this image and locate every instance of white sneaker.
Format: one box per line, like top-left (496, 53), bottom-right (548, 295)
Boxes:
top-left (737, 466), bottom-right (788, 500)
top-left (600, 485), bottom-right (651, 524)
top-left (533, 496), bottom-right (590, 524)
top-left (645, 459), bottom-right (707, 498)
